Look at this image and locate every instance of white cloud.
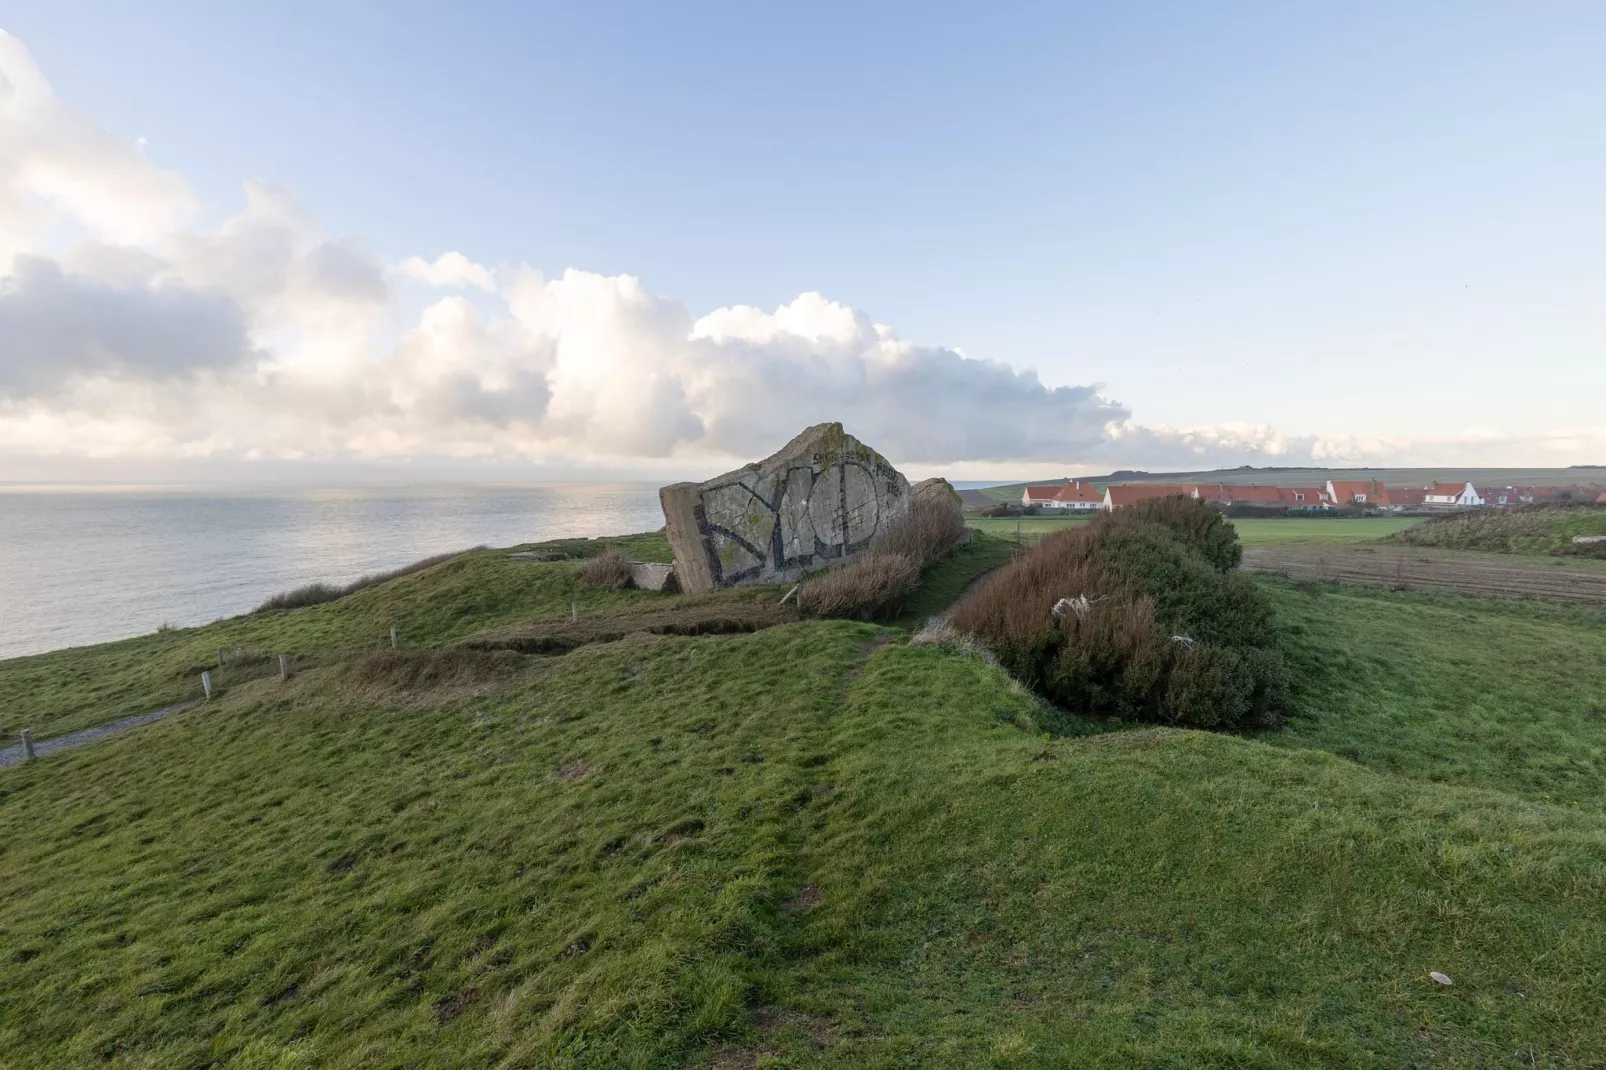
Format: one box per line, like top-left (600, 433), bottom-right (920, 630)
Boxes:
top-left (1, 30), bottom-right (1601, 475)
top-left (399, 250), bottom-right (498, 292)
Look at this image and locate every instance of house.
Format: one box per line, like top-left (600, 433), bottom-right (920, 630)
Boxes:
top-left (1597, 491), bottom-right (1606, 504)
top-left (1327, 479), bottom-right (1386, 506)
top-left (1050, 480), bottom-right (1104, 511)
top-left (1102, 484), bottom-right (1200, 510)
top-left (1021, 485), bottom-right (1062, 508)
top-left (1386, 486), bottom-right (1428, 509)
top-left (1277, 486), bottom-right (1331, 508)
top-left (1424, 481), bottom-right (1484, 507)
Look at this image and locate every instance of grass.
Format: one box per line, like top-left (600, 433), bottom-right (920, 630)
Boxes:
top-left (4, 526), bottom-right (1606, 1066)
top-left (1266, 580), bottom-right (1606, 809)
top-left (2, 600), bottom-right (1604, 1066)
top-left (1388, 505), bottom-right (1606, 557)
top-left (0, 533), bottom-right (677, 741)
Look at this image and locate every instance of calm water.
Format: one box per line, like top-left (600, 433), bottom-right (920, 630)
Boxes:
top-left (0, 484), bottom-right (666, 660)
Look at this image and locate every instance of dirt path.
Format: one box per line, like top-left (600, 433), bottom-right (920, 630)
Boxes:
top-left (1243, 545), bottom-right (1606, 606)
top-left (0, 701), bottom-right (198, 768)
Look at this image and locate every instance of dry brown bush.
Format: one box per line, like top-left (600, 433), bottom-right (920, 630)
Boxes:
top-left (947, 496), bottom-right (1288, 730)
top-left (796, 551), bottom-right (921, 619)
top-left (876, 495), bottom-right (968, 566)
top-left (796, 494), bottom-right (966, 620)
top-left (578, 550), bottom-right (634, 589)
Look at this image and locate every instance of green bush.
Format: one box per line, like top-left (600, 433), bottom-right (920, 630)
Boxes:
top-left (949, 496), bottom-right (1290, 730)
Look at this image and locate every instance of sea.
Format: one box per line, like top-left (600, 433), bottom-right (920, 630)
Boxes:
top-left (0, 484), bottom-right (668, 660)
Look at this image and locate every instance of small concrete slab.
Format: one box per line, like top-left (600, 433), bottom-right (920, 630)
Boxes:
top-left (629, 561), bottom-right (679, 592)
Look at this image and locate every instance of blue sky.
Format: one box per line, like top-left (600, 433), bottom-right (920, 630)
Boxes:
top-left (0, 2), bottom-right (1603, 477)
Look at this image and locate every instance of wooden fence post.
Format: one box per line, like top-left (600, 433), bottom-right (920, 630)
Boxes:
top-left (571, 601), bottom-right (578, 622)
top-left (390, 626), bottom-right (398, 650)
top-left (20, 729), bottom-right (35, 761)
top-left (279, 654), bottom-right (290, 681)
top-left (201, 670), bottom-right (213, 700)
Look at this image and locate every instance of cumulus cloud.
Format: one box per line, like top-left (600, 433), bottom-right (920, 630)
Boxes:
top-left (3, 29), bottom-right (1600, 474)
top-left (400, 251), bottom-right (497, 292)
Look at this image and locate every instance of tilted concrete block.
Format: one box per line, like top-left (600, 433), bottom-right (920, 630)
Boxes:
top-left (659, 423), bottom-right (911, 594)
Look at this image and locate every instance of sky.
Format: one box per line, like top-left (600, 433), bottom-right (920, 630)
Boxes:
top-left (0, 1), bottom-right (1603, 482)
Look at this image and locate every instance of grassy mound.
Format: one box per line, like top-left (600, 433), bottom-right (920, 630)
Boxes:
top-left (1389, 504), bottom-right (1606, 557)
top-left (951, 497), bottom-right (1291, 729)
top-left (0, 529), bottom-right (1016, 743)
top-left (2, 598), bottom-right (1604, 1067)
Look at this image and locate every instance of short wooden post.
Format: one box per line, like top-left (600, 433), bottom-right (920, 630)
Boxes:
top-left (390, 626), bottom-right (398, 650)
top-left (218, 647), bottom-right (225, 668)
top-left (20, 729), bottom-right (35, 761)
top-left (201, 670), bottom-right (213, 700)
top-left (279, 654), bottom-right (290, 681)
top-left (571, 601), bottom-right (578, 622)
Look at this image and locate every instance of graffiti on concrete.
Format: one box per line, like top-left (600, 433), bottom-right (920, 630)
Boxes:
top-left (659, 423), bottom-right (912, 593)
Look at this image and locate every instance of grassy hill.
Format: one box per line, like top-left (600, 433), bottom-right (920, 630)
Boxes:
top-left (1389, 505), bottom-right (1606, 557)
top-left (2, 526), bottom-right (1605, 1066)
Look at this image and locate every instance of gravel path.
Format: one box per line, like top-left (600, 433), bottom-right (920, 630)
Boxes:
top-left (0, 702), bottom-right (198, 768)
top-left (1243, 545), bottom-right (1606, 605)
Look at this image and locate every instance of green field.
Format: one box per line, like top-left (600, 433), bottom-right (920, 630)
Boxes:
top-left (3, 526), bottom-right (1605, 1066)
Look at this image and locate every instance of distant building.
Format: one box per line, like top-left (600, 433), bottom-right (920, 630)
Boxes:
top-left (1277, 486), bottom-right (1332, 508)
top-left (1597, 490), bottom-right (1606, 504)
top-left (1021, 485), bottom-right (1062, 508)
top-left (1102, 484), bottom-right (1200, 510)
top-left (1424, 481), bottom-right (1484, 507)
top-left (1386, 486), bottom-right (1428, 509)
top-left (1050, 480), bottom-right (1104, 510)
top-left (1326, 479), bottom-right (1386, 506)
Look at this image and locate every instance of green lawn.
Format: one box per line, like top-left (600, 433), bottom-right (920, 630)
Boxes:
top-left (3, 530), bottom-right (1605, 1066)
top-left (3, 592), bottom-right (1604, 1066)
top-left (0, 531), bottom-right (1014, 743)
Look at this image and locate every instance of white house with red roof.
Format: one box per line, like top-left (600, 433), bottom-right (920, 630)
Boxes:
top-left (1021, 485), bottom-right (1062, 508)
top-left (1102, 484), bottom-right (1201, 510)
top-left (1424, 481), bottom-right (1484, 507)
top-left (1050, 481), bottom-right (1104, 510)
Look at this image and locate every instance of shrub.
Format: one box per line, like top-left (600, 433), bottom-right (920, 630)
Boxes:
top-left (877, 495), bottom-right (969, 566)
top-left (255, 582), bottom-right (344, 612)
top-left (255, 547), bottom-right (485, 613)
top-left (947, 497), bottom-right (1290, 730)
top-left (578, 550), bottom-right (635, 589)
top-left (798, 495), bottom-right (967, 620)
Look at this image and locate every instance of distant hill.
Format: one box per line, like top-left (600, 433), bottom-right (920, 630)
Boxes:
top-left (973, 467), bottom-right (1600, 502)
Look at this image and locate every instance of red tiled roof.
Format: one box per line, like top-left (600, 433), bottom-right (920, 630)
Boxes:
top-left (1105, 484), bottom-right (1198, 507)
top-left (1428, 481), bottom-right (1470, 496)
top-left (1597, 491), bottom-right (1606, 504)
top-left (1022, 485), bottom-right (1062, 502)
top-left (1278, 487), bottom-right (1328, 504)
top-left (1388, 486), bottom-right (1428, 505)
top-left (1328, 480), bottom-right (1379, 503)
top-left (1052, 481), bottom-right (1102, 504)
top-left (1225, 484), bottom-right (1285, 503)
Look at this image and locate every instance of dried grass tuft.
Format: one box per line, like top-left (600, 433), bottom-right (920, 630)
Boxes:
top-left (578, 550), bottom-right (635, 589)
top-left (255, 547), bottom-right (485, 613)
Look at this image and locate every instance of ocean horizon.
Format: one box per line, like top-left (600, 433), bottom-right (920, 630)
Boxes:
top-left (0, 483), bottom-right (670, 660)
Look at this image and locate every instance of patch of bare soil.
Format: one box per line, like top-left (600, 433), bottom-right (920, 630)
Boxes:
top-left (1244, 545), bottom-right (1606, 605)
